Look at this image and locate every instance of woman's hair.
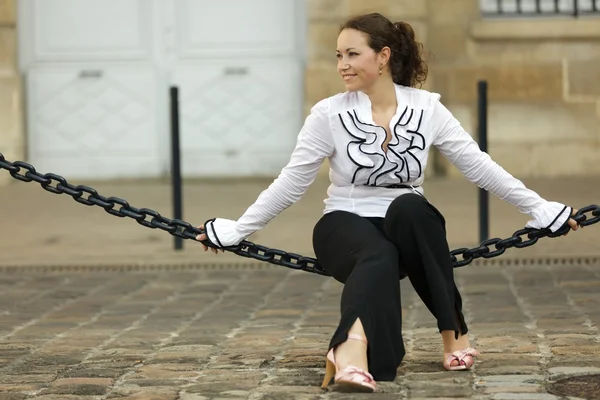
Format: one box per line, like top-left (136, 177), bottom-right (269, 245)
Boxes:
top-left (340, 13), bottom-right (428, 88)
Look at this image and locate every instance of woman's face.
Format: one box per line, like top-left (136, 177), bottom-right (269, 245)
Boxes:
top-left (336, 28), bottom-right (383, 92)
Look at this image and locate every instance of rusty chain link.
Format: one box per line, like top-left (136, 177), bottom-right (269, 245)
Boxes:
top-left (1, 153), bottom-right (599, 275)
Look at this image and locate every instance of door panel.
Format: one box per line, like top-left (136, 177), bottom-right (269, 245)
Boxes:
top-left (27, 67), bottom-right (162, 179)
top-left (25, 0), bottom-right (153, 63)
top-left (174, 0), bottom-right (297, 59)
top-left (172, 58), bottom-right (303, 177)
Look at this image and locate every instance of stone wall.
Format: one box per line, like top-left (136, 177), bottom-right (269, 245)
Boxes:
top-left (0, 0), bottom-right (22, 186)
top-left (306, 0), bottom-right (600, 179)
top-left (431, 0), bottom-right (600, 178)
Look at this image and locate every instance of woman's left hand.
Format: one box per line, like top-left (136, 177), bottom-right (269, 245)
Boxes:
top-left (196, 224), bottom-right (225, 254)
top-left (565, 208), bottom-right (581, 235)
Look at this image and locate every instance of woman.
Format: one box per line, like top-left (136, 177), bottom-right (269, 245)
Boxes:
top-left (196, 13), bottom-right (579, 393)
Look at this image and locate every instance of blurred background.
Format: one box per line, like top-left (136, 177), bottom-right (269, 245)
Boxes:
top-left (0, 0), bottom-right (599, 266)
top-left (1, 0), bottom-right (599, 183)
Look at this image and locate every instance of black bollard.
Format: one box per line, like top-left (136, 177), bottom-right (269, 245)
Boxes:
top-left (170, 86), bottom-right (183, 250)
top-left (478, 80), bottom-right (489, 243)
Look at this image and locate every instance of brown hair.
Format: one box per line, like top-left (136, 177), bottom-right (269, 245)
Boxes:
top-left (340, 13), bottom-right (428, 88)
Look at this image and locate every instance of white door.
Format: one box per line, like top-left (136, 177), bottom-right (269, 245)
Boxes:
top-left (18, 0), bottom-right (305, 179)
top-left (170, 0), bottom-right (305, 177)
top-left (19, 0), bottom-right (165, 179)
top-left (26, 66), bottom-right (163, 179)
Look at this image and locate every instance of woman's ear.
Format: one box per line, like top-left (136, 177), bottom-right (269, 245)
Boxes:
top-left (378, 46), bottom-right (392, 67)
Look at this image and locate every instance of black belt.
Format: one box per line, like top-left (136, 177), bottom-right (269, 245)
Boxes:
top-left (380, 184), bottom-right (420, 189)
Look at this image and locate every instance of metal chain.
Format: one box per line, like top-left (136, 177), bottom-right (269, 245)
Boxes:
top-left (1, 154), bottom-right (599, 275)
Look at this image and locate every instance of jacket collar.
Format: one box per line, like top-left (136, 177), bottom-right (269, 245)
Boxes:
top-left (353, 84), bottom-right (405, 124)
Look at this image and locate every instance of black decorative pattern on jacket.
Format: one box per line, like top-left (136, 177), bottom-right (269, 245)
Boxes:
top-left (387, 106), bottom-right (425, 183)
top-left (338, 106), bottom-right (426, 185)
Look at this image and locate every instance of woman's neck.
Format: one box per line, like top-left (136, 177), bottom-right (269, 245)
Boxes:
top-left (364, 78), bottom-right (397, 114)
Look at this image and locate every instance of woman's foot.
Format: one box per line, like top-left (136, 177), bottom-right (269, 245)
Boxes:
top-left (322, 333), bottom-right (376, 392)
top-left (333, 333), bottom-right (369, 372)
top-left (321, 319), bottom-right (376, 392)
top-left (441, 331), bottom-right (479, 371)
top-left (443, 347), bottom-right (479, 371)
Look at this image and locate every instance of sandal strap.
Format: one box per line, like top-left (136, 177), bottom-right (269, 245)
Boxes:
top-left (337, 366), bottom-right (374, 383)
top-left (347, 333), bottom-right (368, 344)
top-left (447, 347), bottom-right (479, 363)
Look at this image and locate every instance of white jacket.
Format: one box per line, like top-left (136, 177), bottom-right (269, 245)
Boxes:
top-left (204, 84), bottom-right (571, 247)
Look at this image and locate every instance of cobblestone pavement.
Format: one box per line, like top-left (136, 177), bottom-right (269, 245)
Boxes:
top-left (0, 261), bottom-right (599, 400)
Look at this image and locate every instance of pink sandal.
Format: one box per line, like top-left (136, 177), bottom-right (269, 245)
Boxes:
top-left (444, 347), bottom-right (479, 371)
top-left (321, 333), bottom-right (376, 392)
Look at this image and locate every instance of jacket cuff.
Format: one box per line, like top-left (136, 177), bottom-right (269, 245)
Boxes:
top-left (526, 202), bottom-right (572, 233)
top-left (204, 218), bottom-right (245, 248)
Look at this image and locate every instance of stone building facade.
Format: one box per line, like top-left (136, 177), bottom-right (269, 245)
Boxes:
top-left (1, 0), bottom-right (599, 186)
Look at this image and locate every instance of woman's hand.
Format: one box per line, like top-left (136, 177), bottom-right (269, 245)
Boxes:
top-left (564, 208), bottom-right (581, 235)
top-left (196, 224), bottom-right (224, 254)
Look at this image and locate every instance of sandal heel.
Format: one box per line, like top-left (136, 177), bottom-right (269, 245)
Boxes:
top-left (321, 356), bottom-right (336, 389)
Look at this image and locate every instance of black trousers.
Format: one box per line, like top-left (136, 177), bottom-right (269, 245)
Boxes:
top-left (312, 193), bottom-right (468, 381)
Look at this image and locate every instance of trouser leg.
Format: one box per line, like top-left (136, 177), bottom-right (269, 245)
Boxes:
top-left (383, 193), bottom-right (468, 337)
top-left (312, 210), bottom-right (405, 381)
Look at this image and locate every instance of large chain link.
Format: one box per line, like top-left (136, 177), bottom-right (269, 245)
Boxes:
top-left (1, 154), bottom-right (599, 275)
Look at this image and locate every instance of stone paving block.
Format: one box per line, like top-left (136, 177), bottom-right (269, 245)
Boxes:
top-left (477, 366), bottom-right (545, 376)
top-left (61, 367), bottom-right (122, 378)
top-left (86, 349), bottom-right (154, 362)
top-left (0, 374), bottom-right (55, 384)
top-left (0, 393), bottom-right (28, 400)
top-left (254, 385), bottom-right (325, 395)
top-left (547, 366), bottom-right (600, 379)
top-left (183, 375), bottom-right (266, 395)
top-left (546, 333), bottom-right (597, 346)
top-left (121, 379), bottom-right (189, 387)
top-left (402, 371), bottom-right (454, 381)
top-left (484, 386), bottom-right (544, 394)
top-left (178, 394), bottom-right (209, 400)
top-left (551, 345), bottom-right (599, 356)
top-left (326, 394), bottom-right (402, 400)
top-left (264, 370), bottom-right (323, 387)
top-left (26, 397), bottom-right (102, 400)
top-left (489, 394), bottom-right (562, 400)
top-left (150, 346), bottom-right (213, 362)
top-left (209, 358), bottom-right (272, 369)
top-left (132, 364), bottom-right (201, 380)
top-left (106, 386), bottom-right (179, 400)
top-left (40, 377), bottom-right (114, 396)
top-left (406, 380), bottom-right (474, 398)
top-left (10, 353), bottom-right (81, 368)
top-left (475, 375), bottom-right (545, 387)
top-left (468, 323), bottom-right (534, 333)
top-left (0, 383), bottom-right (44, 392)
top-left (475, 354), bottom-right (542, 370)
top-left (547, 357), bottom-right (600, 368)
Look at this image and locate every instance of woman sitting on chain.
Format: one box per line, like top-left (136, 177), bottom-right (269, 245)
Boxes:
top-left (197, 12), bottom-right (579, 393)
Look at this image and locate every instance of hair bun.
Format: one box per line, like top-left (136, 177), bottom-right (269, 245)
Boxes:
top-left (394, 21), bottom-right (415, 40)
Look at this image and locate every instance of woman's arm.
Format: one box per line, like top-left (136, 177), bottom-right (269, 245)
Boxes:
top-left (431, 99), bottom-right (571, 232)
top-left (200, 99), bottom-right (335, 248)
